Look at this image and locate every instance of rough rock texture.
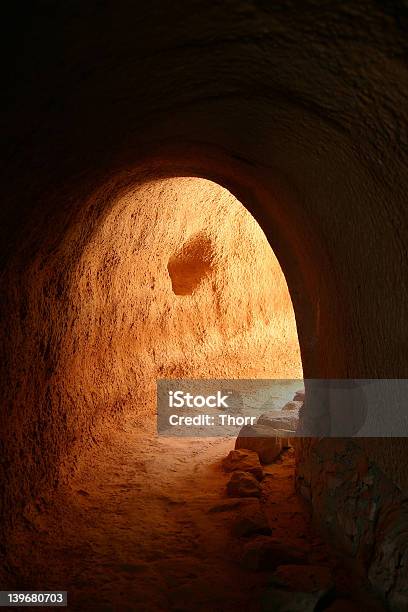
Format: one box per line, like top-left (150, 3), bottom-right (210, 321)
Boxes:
top-left (282, 400), bottom-right (303, 412)
top-left (2, 2), bottom-right (408, 607)
top-left (257, 410), bottom-right (299, 432)
top-left (227, 471), bottom-right (262, 498)
top-left (295, 438), bottom-right (408, 609)
top-left (222, 449), bottom-right (264, 481)
top-left (236, 424), bottom-right (290, 464)
top-left (260, 447), bottom-right (385, 611)
top-left (231, 499), bottom-right (272, 537)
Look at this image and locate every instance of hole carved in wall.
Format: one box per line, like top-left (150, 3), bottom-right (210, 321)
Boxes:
top-left (168, 232), bottom-right (214, 295)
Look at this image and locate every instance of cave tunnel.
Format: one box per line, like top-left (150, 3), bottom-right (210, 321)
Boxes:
top-left (2, 2), bottom-right (408, 611)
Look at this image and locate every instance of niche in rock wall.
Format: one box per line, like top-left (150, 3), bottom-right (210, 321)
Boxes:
top-left (167, 232), bottom-right (215, 295)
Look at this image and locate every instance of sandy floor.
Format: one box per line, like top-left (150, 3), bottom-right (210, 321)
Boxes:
top-left (11, 415), bottom-right (385, 611)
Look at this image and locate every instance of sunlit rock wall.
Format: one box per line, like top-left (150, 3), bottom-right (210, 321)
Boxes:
top-left (65, 177), bottom-right (301, 415)
top-left (0, 175), bottom-right (301, 568)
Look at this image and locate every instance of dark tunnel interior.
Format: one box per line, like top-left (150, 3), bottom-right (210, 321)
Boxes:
top-left (2, 2), bottom-right (408, 611)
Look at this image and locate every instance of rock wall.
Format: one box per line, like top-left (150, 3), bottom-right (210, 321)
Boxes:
top-left (62, 176), bottom-right (302, 413)
top-left (295, 438), bottom-right (408, 609)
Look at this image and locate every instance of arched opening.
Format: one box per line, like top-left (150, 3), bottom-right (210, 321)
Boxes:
top-left (1, 147), bottom-right (392, 610)
top-left (2, 163), bottom-right (388, 610)
top-left (6, 174), bottom-right (312, 605)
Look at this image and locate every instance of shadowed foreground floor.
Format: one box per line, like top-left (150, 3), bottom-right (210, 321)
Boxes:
top-left (10, 414), bottom-right (385, 611)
